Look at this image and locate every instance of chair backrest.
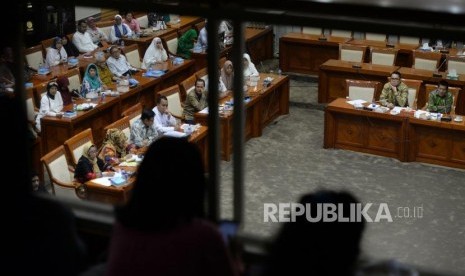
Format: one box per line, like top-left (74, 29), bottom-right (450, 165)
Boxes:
top-left (330, 29), bottom-right (352, 38)
top-left (96, 20), bottom-right (115, 39)
top-left (26, 87), bottom-right (37, 123)
top-left (24, 44), bottom-right (45, 70)
top-left (345, 79), bottom-right (381, 102)
top-left (60, 67), bottom-right (82, 92)
top-left (179, 74), bottom-right (197, 102)
top-left (121, 102), bottom-right (142, 125)
top-left (162, 31), bottom-right (179, 56)
top-left (195, 67), bottom-right (208, 79)
top-left (63, 128), bottom-right (95, 167)
top-left (219, 56), bottom-right (227, 69)
top-left (122, 43), bottom-right (141, 68)
top-left (104, 116), bottom-right (131, 142)
top-left (370, 47), bottom-right (398, 66)
top-left (194, 21), bottom-right (206, 34)
top-left (41, 37), bottom-right (55, 57)
top-left (302, 26), bottom-right (322, 35)
top-left (137, 14), bottom-right (149, 29)
top-left (157, 84), bottom-right (184, 118)
top-left (401, 78), bottom-right (422, 109)
top-left (413, 50), bottom-right (442, 71)
top-left (40, 145), bottom-right (80, 199)
top-left (399, 36), bottom-right (420, 45)
top-left (447, 55), bottom-right (465, 75)
top-left (339, 44), bottom-right (367, 63)
top-left (365, 33), bottom-right (386, 42)
top-left (424, 84), bottom-right (460, 112)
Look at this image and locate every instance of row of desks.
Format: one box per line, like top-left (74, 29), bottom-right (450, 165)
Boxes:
top-left (325, 98), bottom-right (465, 170)
top-left (40, 59), bottom-right (195, 154)
top-left (318, 59), bottom-right (465, 115)
top-left (279, 32), bottom-right (461, 75)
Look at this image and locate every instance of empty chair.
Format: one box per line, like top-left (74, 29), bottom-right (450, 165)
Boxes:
top-left (41, 37), bottom-right (55, 57)
top-left (24, 44), bottom-right (45, 70)
top-left (121, 102), bottom-right (142, 126)
top-left (423, 84), bottom-right (460, 113)
top-left (365, 32), bottom-right (386, 42)
top-left (63, 128), bottom-right (95, 168)
top-left (330, 29), bottom-right (352, 38)
top-left (446, 55), bottom-right (465, 75)
top-left (370, 47), bottom-right (398, 66)
top-left (137, 14), bottom-right (149, 29)
top-left (161, 31), bottom-right (179, 57)
top-left (104, 116), bottom-right (131, 143)
top-left (157, 84), bottom-right (184, 120)
top-left (41, 145), bottom-right (81, 200)
top-left (122, 43), bottom-right (142, 68)
top-left (339, 44), bottom-right (367, 63)
top-left (179, 74), bottom-right (197, 102)
top-left (302, 26), bottom-right (323, 35)
top-left (412, 50), bottom-right (442, 71)
top-left (399, 36), bottom-right (420, 45)
top-left (401, 79), bottom-right (422, 109)
top-left (346, 79), bottom-right (381, 102)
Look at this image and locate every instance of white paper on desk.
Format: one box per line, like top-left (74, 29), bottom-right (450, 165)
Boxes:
top-left (91, 177), bottom-right (112, 186)
top-left (164, 131), bottom-right (188, 138)
top-left (118, 161), bottom-right (138, 167)
top-left (199, 107), bottom-right (209, 114)
top-left (392, 106), bottom-right (405, 113)
top-left (347, 99), bottom-right (367, 106)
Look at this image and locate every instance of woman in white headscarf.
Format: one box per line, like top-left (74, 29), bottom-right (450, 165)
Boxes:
top-left (243, 53), bottom-right (259, 78)
top-left (141, 37), bottom-right (168, 69)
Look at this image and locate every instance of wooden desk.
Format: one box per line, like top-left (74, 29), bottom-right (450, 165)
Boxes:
top-left (279, 33), bottom-right (351, 75)
top-left (324, 98), bottom-right (409, 161)
top-left (347, 39), bottom-right (419, 67)
top-left (83, 126), bottom-right (209, 205)
top-left (318, 59), bottom-right (399, 103)
top-left (325, 98), bottom-right (465, 170)
top-left (408, 117), bottom-right (465, 170)
top-left (398, 67), bottom-right (465, 115)
top-left (194, 73), bottom-right (289, 161)
top-left (39, 60), bottom-right (194, 154)
top-left (190, 27), bottom-right (274, 71)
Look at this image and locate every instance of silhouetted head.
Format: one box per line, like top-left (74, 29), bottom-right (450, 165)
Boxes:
top-left (116, 137), bottom-right (206, 231)
top-left (263, 190), bottom-right (366, 276)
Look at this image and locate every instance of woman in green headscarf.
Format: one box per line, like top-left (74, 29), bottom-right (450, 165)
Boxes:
top-left (80, 63), bottom-right (107, 98)
top-left (177, 29), bottom-right (198, 59)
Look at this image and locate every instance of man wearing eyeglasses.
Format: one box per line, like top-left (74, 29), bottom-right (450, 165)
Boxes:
top-left (380, 71), bottom-right (409, 109)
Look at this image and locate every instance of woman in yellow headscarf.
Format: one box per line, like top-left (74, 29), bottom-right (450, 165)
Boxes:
top-left (99, 128), bottom-right (136, 164)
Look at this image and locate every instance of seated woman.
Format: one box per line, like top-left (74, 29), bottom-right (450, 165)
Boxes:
top-left (123, 12), bottom-right (141, 34)
top-left (60, 34), bottom-right (80, 58)
top-left (74, 144), bottom-right (112, 184)
top-left (45, 37), bottom-right (68, 67)
top-left (243, 53), bottom-right (259, 79)
top-left (177, 29), bottom-right (198, 59)
top-left (221, 60), bottom-right (234, 91)
top-left (80, 63), bottom-right (107, 98)
top-left (99, 128), bottom-right (136, 165)
top-left (35, 81), bottom-right (63, 132)
top-left (95, 52), bottom-right (119, 86)
top-left (142, 37), bottom-right (168, 69)
top-left (56, 76), bottom-right (73, 106)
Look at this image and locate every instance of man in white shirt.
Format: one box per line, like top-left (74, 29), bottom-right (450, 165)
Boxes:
top-left (106, 46), bottom-right (134, 78)
top-left (109, 14), bottom-right (133, 44)
top-left (153, 95), bottom-right (179, 135)
top-left (72, 20), bottom-right (98, 53)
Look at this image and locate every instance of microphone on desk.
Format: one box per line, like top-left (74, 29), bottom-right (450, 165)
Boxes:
top-left (433, 57), bottom-right (448, 78)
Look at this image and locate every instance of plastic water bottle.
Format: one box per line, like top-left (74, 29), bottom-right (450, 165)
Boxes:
top-left (121, 40), bottom-right (125, 47)
top-left (277, 68), bottom-right (282, 76)
top-left (101, 92), bottom-right (106, 102)
top-left (73, 103), bottom-right (77, 111)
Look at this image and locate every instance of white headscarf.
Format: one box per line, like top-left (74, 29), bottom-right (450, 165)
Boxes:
top-left (142, 37), bottom-right (168, 69)
top-left (243, 53), bottom-right (259, 78)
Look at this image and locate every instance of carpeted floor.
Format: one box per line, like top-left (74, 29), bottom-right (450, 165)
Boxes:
top-left (218, 58), bottom-right (465, 276)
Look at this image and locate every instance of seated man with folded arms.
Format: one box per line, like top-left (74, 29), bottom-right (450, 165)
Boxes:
top-left (106, 45), bottom-right (136, 78)
top-left (379, 71), bottom-right (409, 109)
top-left (130, 108), bottom-right (159, 148)
top-left (183, 78), bottom-right (208, 125)
top-left (153, 95), bottom-right (180, 135)
top-left (427, 80), bottom-right (453, 114)
top-left (73, 19), bottom-right (99, 54)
